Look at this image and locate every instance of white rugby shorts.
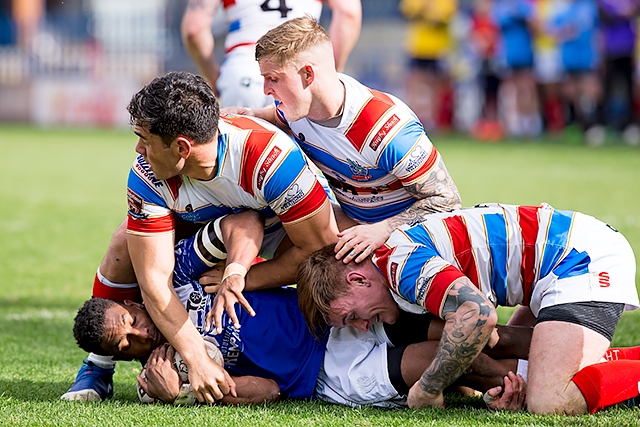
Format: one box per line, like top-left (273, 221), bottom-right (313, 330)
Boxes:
top-left (529, 212), bottom-right (639, 316)
top-left (314, 323), bottom-right (406, 408)
top-left (217, 47), bottom-right (273, 109)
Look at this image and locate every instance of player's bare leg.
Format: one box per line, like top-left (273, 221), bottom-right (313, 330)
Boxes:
top-left (527, 321), bottom-right (606, 414)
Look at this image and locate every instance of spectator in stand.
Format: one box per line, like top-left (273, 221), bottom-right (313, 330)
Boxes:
top-left (547, 0), bottom-right (602, 145)
top-left (596, 0), bottom-right (640, 146)
top-left (492, 0), bottom-right (542, 138)
top-left (531, 0), bottom-right (566, 134)
top-left (469, 0), bottom-right (505, 142)
top-left (399, 0), bottom-right (458, 132)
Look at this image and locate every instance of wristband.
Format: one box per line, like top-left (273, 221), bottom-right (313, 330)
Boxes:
top-left (222, 262), bottom-right (247, 282)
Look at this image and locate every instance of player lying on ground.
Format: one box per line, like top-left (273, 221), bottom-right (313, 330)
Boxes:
top-left (72, 211), bottom-right (530, 407)
top-left (297, 202), bottom-right (640, 414)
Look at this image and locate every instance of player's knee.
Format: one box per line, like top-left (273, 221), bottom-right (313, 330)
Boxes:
top-left (526, 390), bottom-right (584, 415)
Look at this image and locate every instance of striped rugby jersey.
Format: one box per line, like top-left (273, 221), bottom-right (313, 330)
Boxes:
top-left (373, 203), bottom-right (591, 314)
top-left (278, 74), bottom-right (443, 223)
top-left (126, 115), bottom-right (329, 236)
top-left (222, 0), bottom-right (322, 54)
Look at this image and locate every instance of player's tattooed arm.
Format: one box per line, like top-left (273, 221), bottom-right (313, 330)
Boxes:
top-left (335, 154), bottom-right (461, 264)
top-left (417, 279), bottom-right (497, 397)
top-left (387, 157), bottom-right (462, 229)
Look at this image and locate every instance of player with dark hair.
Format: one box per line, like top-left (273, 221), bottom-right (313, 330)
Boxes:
top-left (62, 71), bottom-right (339, 403)
top-left (297, 203), bottom-right (640, 414)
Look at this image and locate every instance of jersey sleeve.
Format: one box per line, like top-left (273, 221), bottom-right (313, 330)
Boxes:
top-left (240, 128), bottom-right (329, 225)
top-left (126, 155), bottom-right (176, 236)
top-left (359, 90), bottom-right (441, 187)
top-left (376, 237), bottom-right (466, 317)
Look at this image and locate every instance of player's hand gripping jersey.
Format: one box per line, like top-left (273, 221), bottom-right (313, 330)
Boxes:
top-left (374, 203), bottom-right (639, 316)
top-left (126, 115), bottom-right (329, 236)
top-left (277, 74), bottom-right (445, 223)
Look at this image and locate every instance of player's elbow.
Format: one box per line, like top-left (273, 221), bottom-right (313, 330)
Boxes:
top-left (485, 307), bottom-right (499, 337)
top-left (329, 0), bottom-right (362, 25)
top-left (180, 14), bottom-right (208, 46)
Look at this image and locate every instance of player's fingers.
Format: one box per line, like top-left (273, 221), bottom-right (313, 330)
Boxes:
top-left (334, 232), bottom-right (349, 253)
top-left (225, 298), bottom-right (241, 330)
top-left (212, 298), bottom-right (227, 335)
top-left (354, 244), bottom-right (374, 263)
top-left (166, 345), bottom-right (175, 360)
top-left (202, 284), bottom-right (221, 294)
top-left (198, 389), bottom-right (216, 404)
top-left (136, 375), bottom-right (149, 393)
top-left (235, 291), bottom-right (256, 317)
top-left (222, 370), bottom-right (237, 398)
top-left (210, 383), bottom-right (225, 401)
top-left (199, 275), bottom-right (221, 286)
top-left (483, 386), bottom-right (502, 408)
top-left (515, 374), bottom-right (527, 409)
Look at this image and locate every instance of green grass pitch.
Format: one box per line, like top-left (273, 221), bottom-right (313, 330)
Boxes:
top-left (1, 124), bottom-right (639, 426)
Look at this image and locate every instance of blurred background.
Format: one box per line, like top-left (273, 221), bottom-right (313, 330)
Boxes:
top-left (1, 0), bottom-right (639, 146)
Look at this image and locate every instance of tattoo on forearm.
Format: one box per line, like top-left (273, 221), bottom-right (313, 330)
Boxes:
top-left (419, 282), bottom-right (493, 395)
top-left (388, 158), bottom-right (462, 229)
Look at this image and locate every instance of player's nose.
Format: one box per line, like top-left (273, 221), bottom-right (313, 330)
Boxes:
top-left (134, 139), bottom-right (145, 156)
top-left (350, 318), bottom-right (370, 332)
top-left (263, 81), bottom-right (273, 96)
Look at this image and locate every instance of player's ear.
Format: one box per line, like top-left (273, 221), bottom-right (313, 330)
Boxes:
top-left (174, 136), bottom-right (192, 158)
top-left (301, 65), bottom-right (314, 87)
top-left (346, 270), bottom-right (369, 288)
top-left (124, 300), bottom-right (144, 309)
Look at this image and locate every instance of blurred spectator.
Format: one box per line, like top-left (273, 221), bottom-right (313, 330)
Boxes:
top-left (180, 0), bottom-right (361, 108)
top-left (596, 0), bottom-right (640, 145)
top-left (531, 0), bottom-right (565, 133)
top-left (469, 0), bottom-right (504, 141)
top-left (399, 0), bottom-right (457, 132)
top-left (12, 0), bottom-right (44, 49)
top-left (548, 0), bottom-right (602, 145)
top-left (492, 0), bottom-right (541, 137)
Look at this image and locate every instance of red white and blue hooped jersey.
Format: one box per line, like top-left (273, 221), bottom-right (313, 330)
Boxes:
top-left (222, 0), bottom-right (322, 54)
top-left (373, 203), bottom-right (637, 316)
top-left (276, 74), bottom-right (444, 224)
top-left (126, 115), bottom-right (329, 237)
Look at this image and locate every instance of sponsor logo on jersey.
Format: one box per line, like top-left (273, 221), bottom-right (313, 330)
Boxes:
top-left (127, 189), bottom-right (147, 219)
top-left (416, 276), bottom-right (429, 305)
top-left (598, 271), bottom-right (610, 287)
top-left (281, 183), bottom-right (305, 210)
top-left (134, 157), bottom-right (163, 188)
top-left (221, 327), bottom-right (243, 368)
top-left (390, 262), bottom-right (398, 291)
top-left (405, 146), bottom-right (429, 173)
top-left (257, 146), bottom-right (282, 190)
top-left (347, 159), bottom-right (372, 181)
top-left (370, 114), bottom-right (400, 151)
